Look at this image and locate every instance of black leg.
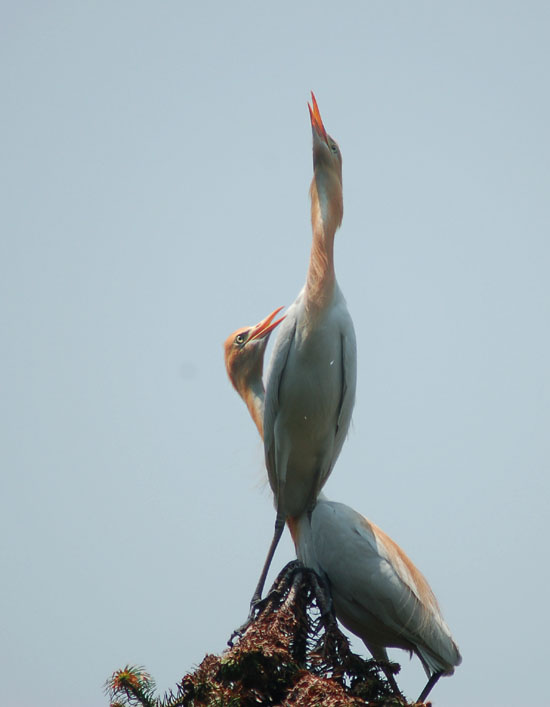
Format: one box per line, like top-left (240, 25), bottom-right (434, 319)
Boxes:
top-left (249, 513), bottom-right (285, 616)
top-left (417, 671), bottom-right (442, 703)
top-left (384, 669), bottom-right (402, 698)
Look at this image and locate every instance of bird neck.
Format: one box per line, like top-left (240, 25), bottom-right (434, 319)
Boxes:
top-left (241, 378), bottom-right (265, 438)
top-left (306, 170), bottom-right (342, 312)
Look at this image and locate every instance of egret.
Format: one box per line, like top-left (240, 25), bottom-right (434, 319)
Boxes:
top-left (287, 500), bottom-right (462, 702)
top-left (257, 92), bottom-right (357, 608)
top-left (224, 313), bottom-right (462, 703)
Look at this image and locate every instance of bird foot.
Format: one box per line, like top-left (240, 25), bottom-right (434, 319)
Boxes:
top-left (308, 568), bottom-right (335, 620)
top-left (227, 619), bottom-right (251, 647)
top-left (227, 560), bottom-right (302, 648)
top-left (227, 602), bottom-right (264, 645)
top-left (250, 561), bottom-right (303, 618)
top-left (227, 561), bottom-right (303, 647)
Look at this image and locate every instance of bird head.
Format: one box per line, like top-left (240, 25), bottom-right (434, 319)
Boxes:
top-left (224, 306), bottom-right (285, 394)
top-left (308, 92), bottom-right (343, 231)
top-left (308, 92), bottom-right (342, 183)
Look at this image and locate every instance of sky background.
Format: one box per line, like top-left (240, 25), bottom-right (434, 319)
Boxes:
top-left (1, 2), bottom-right (549, 706)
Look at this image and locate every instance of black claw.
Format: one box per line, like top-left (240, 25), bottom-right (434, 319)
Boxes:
top-left (227, 620), bottom-right (250, 647)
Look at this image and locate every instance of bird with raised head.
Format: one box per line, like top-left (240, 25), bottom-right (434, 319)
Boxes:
top-left (253, 92), bottom-right (357, 609)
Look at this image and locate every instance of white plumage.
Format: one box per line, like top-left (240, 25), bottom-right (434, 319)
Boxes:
top-left (288, 495), bottom-right (462, 683)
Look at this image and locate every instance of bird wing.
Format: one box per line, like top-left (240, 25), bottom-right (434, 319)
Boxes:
top-left (361, 517), bottom-right (461, 675)
top-left (324, 297), bottom-right (356, 485)
top-left (367, 518), bottom-right (462, 673)
top-left (312, 500), bottom-right (461, 675)
top-left (263, 300), bottom-right (299, 497)
top-left (310, 501), bottom-right (415, 641)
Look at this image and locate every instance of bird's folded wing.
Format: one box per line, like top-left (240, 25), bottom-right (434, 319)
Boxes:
top-left (329, 324), bottom-right (357, 477)
top-left (263, 307), bottom-right (298, 494)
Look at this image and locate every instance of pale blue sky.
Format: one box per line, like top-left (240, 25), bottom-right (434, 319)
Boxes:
top-left (1, 3), bottom-right (549, 706)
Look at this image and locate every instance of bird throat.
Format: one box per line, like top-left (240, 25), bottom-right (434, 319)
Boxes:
top-left (306, 172), bottom-right (340, 312)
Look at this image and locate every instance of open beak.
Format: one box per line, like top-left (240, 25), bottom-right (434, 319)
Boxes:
top-left (308, 91), bottom-right (328, 143)
top-left (248, 306), bottom-right (286, 342)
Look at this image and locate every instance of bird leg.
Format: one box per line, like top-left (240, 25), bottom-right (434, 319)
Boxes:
top-left (382, 668), bottom-right (402, 700)
top-left (248, 512), bottom-right (285, 617)
top-left (308, 568), bottom-right (335, 621)
top-left (417, 671), bottom-right (442, 703)
top-left (250, 560), bottom-right (303, 618)
top-left (366, 644), bottom-right (403, 699)
top-left (227, 560), bottom-right (301, 646)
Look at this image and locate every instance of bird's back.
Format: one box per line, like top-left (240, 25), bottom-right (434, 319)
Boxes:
top-left (293, 497), bottom-right (461, 677)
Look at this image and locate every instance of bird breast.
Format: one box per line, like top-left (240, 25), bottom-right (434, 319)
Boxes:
top-left (273, 299), bottom-right (349, 515)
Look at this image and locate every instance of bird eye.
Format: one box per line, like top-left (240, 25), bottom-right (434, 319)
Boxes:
top-left (330, 142), bottom-right (338, 154)
top-left (235, 333), bottom-right (246, 345)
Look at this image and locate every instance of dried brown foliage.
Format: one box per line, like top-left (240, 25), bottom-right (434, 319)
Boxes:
top-left (107, 562), bottom-right (427, 707)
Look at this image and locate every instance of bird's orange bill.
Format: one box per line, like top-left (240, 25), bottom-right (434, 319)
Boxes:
top-left (248, 306), bottom-right (286, 341)
top-left (308, 91), bottom-right (328, 143)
